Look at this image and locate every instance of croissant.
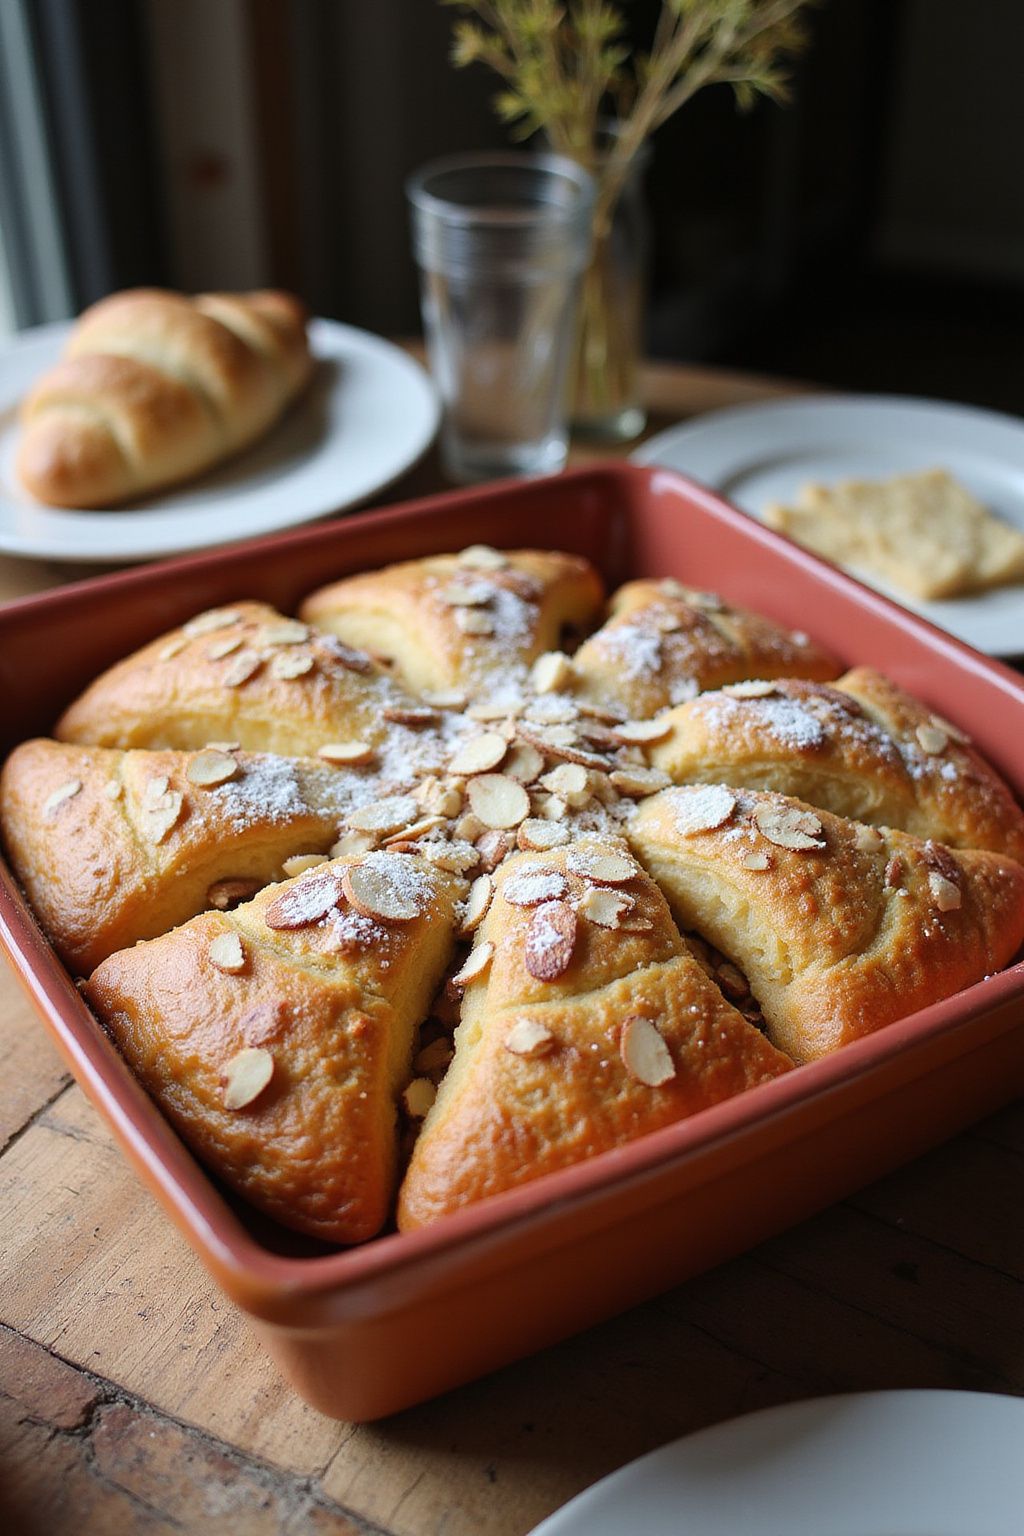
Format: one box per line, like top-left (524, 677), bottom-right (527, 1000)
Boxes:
top-left (86, 852), bottom-right (465, 1243)
top-left (569, 578), bottom-right (839, 718)
top-left (17, 288), bottom-right (312, 508)
top-left (300, 547), bottom-right (604, 697)
top-left (397, 841), bottom-right (792, 1229)
top-left (629, 785), bottom-right (1024, 1062)
top-left (649, 669), bottom-right (1024, 861)
top-left (0, 739), bottom-right (382, 973)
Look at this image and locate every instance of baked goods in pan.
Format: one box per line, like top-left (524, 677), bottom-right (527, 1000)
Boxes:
top-left (4, 543), bottom-right (1023, 1241)
top-left (17, 288), bottom-right (312, 509)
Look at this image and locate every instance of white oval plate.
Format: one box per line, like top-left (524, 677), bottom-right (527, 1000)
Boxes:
top-left (634, 394), bottom-right (1024, 655)
top-left (530, 1390), bottom-right (1024, 1536)
top-left (0, 318), bottom-right (440, 563)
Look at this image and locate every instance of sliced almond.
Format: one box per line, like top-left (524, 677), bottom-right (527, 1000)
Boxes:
top-left (516, 724), bottom-right (610, 773)
top-left (660, 578), bottom-right (689, 600)
top-left (451, 940), bottom-right (494, 988)
top-left (449, 732), bottom-right (508, 776)
top-left (854, 824), bottom-right (885, 853)
top-left (422, 839), bottom-right (481, 874)
top-left (915, 723), bottom-right (949, 755)
top-left (103, 779), bottom-right (122, 801)
top-left (503, 869), bottom-right (569, 907)
top-left (466, 773), bottom-right (530, 829)
top-left (459, 874), bottom-right (493, 935)
top-left (928, 870), bottom-right (962, 911)
top-left (565, 848), bottom-right (636, 885)
top-left (467, 699), bottom-right (521, 722)
top-left (383, 705), bottom-right (439, 727)
top-left (209, 931), bottom-right (246, 973)
top-left (475, 829), bottom-right (513, 872)
top-left (609, 767), bottom-right (671, 798)
top-left (402, 1077), bottom-right (437, 1118)
top-left (455, 811), bottom-right (486, 842)
top-left (186, 749), bottom-right (239, 787)
top-left (674, 785), bottom-right (737, 834)
top-left (318, 740), bottom-right (375, 767)
top-left (265, 869), bottom-right (346, 929)
top-left (753, 802), bottom-right (825, 851)
top-left (207, 877), bottom-right (261, 910)
top-left (504, 1019), bottom-right (555, 1058)
top-left (539, 763), bottom-right (589, 805)
top-left (222, 650), bottom-right (263, 688)
top-left (740, 849), bottom-right (771, 871)
top-left (537, 792), bottom-right (568, 822)
top-left (930, 711), bottom-right (970, 745)
top-left (222, 1047), bottom-right (274, 1110)
top-left (442, 581), bottom-right (491, 608)
top-left (158, 635), bottom-right (188, 660)
top-left (652, 610), bottom-right (683, 633)
top-left (140, 789), bottom-right (184, 845)
top-left (885, 854), bottom-right (904, 889)
top-left (416, 777), bottom-right (463, 818)
top-left (454, 609), bottom-right (495, 636)
top-left (530, 651), bottom-right (574, 694)
top-left (281, 853), bottom-right (329, 878)
top-left (343, 855), bottom-right (428, 921)
top-left (503, 741), bottom-right (545, 784)
top-left (524, 900), bottom-right (577, 981)
top-left (271, 650), bottom-right (315, 680)
top-left (184, 608), bottom-right (241, 638)
top-left (206, 634), bottom-right (244, 660)
top-left (144, 774), bottom-right (170, 804)
top-left (458, 544), bottom-right (508, 570)
top-left (620, 1015), bottom-right (676, 1087)
top-left (43, 779), bottom-right (82, 815)
top-left (723, 680), bottom-right (777, 699)
top-left (518, 818), bottom-right (571, 851)
top-left (421, 688), bottom-right (469, 710)
top-left (330, 828), bottom-right (376, 858)
top-left (525, 696), bottom-right (578, 725)
top-left (579, 887), bottom-right (635, 928)
top-left (383, 815), bottom-right (447, 845)
top-left (260, 620), bottom-right (309, 646)
top-left (578, 702), bottom-right (625, 724)
top-left (614, 717), bottom-right (673, 744)
top-left (346, 794), bottom-right (421, 835)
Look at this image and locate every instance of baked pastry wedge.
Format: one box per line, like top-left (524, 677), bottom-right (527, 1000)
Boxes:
top-left (629, 785), bottom-right (1024, 1063)
top-left (649, 669), bottom-right (1024, 861)
top-left (300, 546), bottom-right (603, 698)
top-left (570, 578), bottom-right (839, 718)
top-left (86, 851), bottom-right (465, 1244)
top-left (397, 840), bottom-right (792, 1230)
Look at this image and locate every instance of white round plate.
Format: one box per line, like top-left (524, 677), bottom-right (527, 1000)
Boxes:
top-left (0, 318), bottom-right (440, 562)
top-left (634, 394), bottom-right (1024, 655)
top-left (529, 1390), bottom-right (1024, 1536)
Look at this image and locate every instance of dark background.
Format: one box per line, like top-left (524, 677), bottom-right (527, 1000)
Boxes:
top-left (5, 0), bottom-right (1024, 413)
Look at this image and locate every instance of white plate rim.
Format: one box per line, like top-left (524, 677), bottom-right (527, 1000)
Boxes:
top-left (529, 1388), bottom-right (1024, 1536)
top-left (0, 317), bottom-right (440, 563)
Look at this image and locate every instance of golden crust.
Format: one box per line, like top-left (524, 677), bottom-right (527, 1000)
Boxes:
top-left (572, 579), bottom-right (839, 718)
top-left (650, 669), bottom-right (1024, 861)
top-left (300, 548), bottom-right (603, 695)
top-left (629, 785), bottom-right (1024, 1063)
top-left (86, 854), bottom-right (463, 1244)
top-left (397, 842), bottom-right (792, 1229)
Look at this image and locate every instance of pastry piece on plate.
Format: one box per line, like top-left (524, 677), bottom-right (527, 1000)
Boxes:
top-left (18, 288), bottom-right (313, 509)
top-left (629, 785), bottom-right (1024, 1063)
top-left (54, 601), bottom-right (457, 766)
top-left (86, 851), bottom-right (465, 1244)
top-left (300, 546), bottom-right (604, 699)
top-left (649, 669), bottom-right (1024, 861)
top-left (397, 840), bottom-right (792, 1230)
top-left (570, 578), bottom-right (839, 719)
top-left (0, 740), bottom-right (382, 973)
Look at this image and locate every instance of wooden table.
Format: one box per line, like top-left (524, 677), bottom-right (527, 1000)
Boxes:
top-left (1, 361), bottom-right (1020, 1536)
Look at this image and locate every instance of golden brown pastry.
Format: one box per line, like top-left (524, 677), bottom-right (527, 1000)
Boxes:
top-left (0, 740), bottom-right (376, 973)
top-left (18, 288), bottom-right (312, 509)
top-left (300, 546), bottom-right (603, 698)
top-left (87, 852), bottom-right (464, 1244)
top-left (570, 578), bottom-right (839, 718)
top-left (649, 669), bottom-right (1024, 861)
top-left (397, 840), bottom-right (792, 1229)
top-left (629, 785), bottom-right (1024, 1062)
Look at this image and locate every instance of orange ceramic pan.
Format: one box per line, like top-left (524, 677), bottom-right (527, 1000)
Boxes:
top-left (2, 465), bottom-right (1023, 1421)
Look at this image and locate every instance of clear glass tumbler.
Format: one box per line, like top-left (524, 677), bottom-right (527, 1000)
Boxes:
top-left (407, 153), bottom-right (596, 484)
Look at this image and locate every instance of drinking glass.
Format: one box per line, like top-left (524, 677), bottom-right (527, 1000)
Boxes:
top-left (407, 153), bottom-right (595, 484)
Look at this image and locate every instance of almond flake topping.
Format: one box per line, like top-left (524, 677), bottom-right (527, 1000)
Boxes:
top-left (330, 828), bottom-right (376, 858)
top-left (281, 853), bottom-right (329, 878)
top-left (451, 940), bottom-right (494, 988)
top-left (530, 651), bottom-right (574, 694)
top-left (504, 741), bottom-right (545, 784)
top-left (209, 931), bottom-right (246, 973)
top-left (854, 824), bottom-right (885, 852)
top-left (260, 621), bottom-right (309, 646)
top-left (421, 688), bottom-right (469, 710)
top-left (566, 848), bottom-right (637, 885)
top-left (44, 779), bottom-right (82, 815)
top-left (610, 767), bottom-right (671, 798)
top-left (753, 803), bottom-right (825, 850)
top-left (271, 650), bottom-right (315, 680)
top-left (503, 869), bottom-right (569, 907)
top-left (343, 851), bottom-right (431, 922)
top-left (740, 849), bottom-right (771, 871)
top-left (449, 732), bottom-right (507, 776)
top-left (206, 635), bottom-right (244, 660)
top-left (458, 544), bottom-right (508, 570)
top-left (539, 762), bottom-right (590, 806)
top-left (674, 785), bottom-right (737, 835)
top-left (402, 1078), bottom-right (437, 1118)
top-left (381, 706), bottom-right (439, 727)
top-left (518, 818), bottom-right (571, 851)
top-left (222, 1047), bottom-right (274, 1110)
top-left (579, 887), bottom-right (635, 928)
top-left (916, 723), bottom-right (949, 755)
top-left (454, 608), bottom-right (495, 636)
top-left (459, 874), bottom-right (493, 935)
top-left (184, 608), bottom-right (241, 638)
top-left (524, 900), bottom-right (577, 981)
top-left (186, 749), bottom-right (239, 787)
top-left (423, 839), bottom-right (481, 874)
top-left (930, 712), bottom-right (970, 745)
top-left (158, 636), bottom-right (188, 660)
top-left (928, 870), bottom-right (962, 911)
top-left (614, 716), bottom-right (673, 744)
top-left (723, 680), bottom-right (777, 699)
top-left (466, 773), bottom-right (531, 829)
top-left (504, 1019), bottom-right (555, 1058)
top-left (139, 784), bottom-right (184, 844)
top-left (620, 1016), bottom-right (676, 1087)
top-left (207, 877), bottom-right (260, 909)
top-left (222, 650), bottom-right (263, 688)
top-left (346, 794), bottom-right (420, 834)
top-left (265, 869), bottom-right (346, 929)
top-left (442, 581), bottom-right (491, 608)
top-left (318, 740), bottom-right (375, 767)
top-left (383, 815), bottom-right (447, 846)
top-left (468, 700), bottom-right (521, 722)
top-left (104, 779), bottom-right (122, 801)
top-left (525, 696), bottom-right (578, 725)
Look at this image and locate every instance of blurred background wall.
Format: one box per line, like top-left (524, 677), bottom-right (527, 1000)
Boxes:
top-left (1, 0), bottom-right (1022, 411)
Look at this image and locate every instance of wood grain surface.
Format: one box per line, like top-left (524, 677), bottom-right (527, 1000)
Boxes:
top-left (1, 358), bottom-right (1020, 1536)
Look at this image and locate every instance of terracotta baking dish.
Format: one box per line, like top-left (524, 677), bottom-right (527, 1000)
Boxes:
top-left (2, 464), bottom-right (1023, 1422)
